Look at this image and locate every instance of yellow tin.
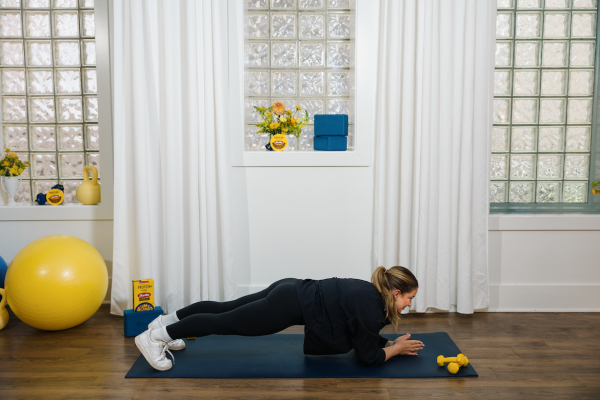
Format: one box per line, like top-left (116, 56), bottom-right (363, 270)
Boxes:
top-left (46, 189), bottom-right (64, 206)
top-left (270, 134), bottom-right (288, 151)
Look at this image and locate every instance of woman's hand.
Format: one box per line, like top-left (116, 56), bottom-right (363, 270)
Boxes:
top-left (394, 333), bottom-right (424, 355)
top-left (383, 333), bottom-right (424, 361)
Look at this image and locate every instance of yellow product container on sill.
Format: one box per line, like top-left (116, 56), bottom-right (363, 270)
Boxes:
top-left (133, 279), bottom-right (155, 312)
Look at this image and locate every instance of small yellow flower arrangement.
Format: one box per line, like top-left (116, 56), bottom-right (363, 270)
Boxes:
top-left (592, 180), bottom-right (599, 196)
top-left (253, 101), bottom-right (309, 138)
top-left (0, 148), bottom-right (29, 177)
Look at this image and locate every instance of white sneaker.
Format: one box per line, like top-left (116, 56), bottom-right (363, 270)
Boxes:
top-left (148, 315), bottom-right (186, 351)
top-left (135, 329), bottom-right (175, 371)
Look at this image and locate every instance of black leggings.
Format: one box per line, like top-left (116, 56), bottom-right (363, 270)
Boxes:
top-left (165, 278), bottom-right (304, 340)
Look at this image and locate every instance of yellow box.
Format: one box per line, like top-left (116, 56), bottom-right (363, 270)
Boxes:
top-left (133, 279), bottom-right (155, 312)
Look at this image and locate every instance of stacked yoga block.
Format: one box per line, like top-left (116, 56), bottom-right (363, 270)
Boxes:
top-left (124, 306), bottom-right (163, 337)
top-left (314, 114), bottom-right (348, 151)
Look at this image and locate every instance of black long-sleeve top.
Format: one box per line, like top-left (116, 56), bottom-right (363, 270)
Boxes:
top-left (295, 278), bottom-right (390, 367)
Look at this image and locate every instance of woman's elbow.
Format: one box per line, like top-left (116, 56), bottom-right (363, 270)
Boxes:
top-left (357, 354), bottom-right (385, 368)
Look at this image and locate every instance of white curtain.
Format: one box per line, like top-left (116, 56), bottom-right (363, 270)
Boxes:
top-left (110, 0), bottom-right (235, 315)
top-left (372, 0), bottom-right (494, 314)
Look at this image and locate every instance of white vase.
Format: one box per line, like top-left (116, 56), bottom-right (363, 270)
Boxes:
top-left (1, 176), bottom-right (21, 206)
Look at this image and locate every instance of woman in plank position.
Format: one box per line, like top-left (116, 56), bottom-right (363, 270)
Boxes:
top-left (135, 266), bottom-right (423, 371)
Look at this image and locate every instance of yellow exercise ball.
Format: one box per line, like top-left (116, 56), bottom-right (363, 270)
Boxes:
top-left (5, 235), bottom-right (108, 331)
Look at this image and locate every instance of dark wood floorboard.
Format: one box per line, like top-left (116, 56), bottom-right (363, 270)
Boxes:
top-left (0, 305), bottom-right (599, 399)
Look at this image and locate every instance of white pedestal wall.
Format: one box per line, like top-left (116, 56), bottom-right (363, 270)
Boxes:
top-left (230, 166), bottom-right (600, 312)
top-left (1, 180), bottom-right (599, 312)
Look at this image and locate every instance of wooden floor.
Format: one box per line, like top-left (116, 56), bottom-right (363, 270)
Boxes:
top-left (1, 305), bottom-right (599, 400)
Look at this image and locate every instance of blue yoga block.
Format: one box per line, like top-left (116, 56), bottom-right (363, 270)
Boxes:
top-left (124, 306), bottom-right (163, 337)
top-left (314, 114), bottom-right (348, 137)
top-left (314, 136), bottom-right (347, 151)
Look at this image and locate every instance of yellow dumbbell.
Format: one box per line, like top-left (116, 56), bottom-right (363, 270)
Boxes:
top-left (437, 354), bottom-right (469, 374)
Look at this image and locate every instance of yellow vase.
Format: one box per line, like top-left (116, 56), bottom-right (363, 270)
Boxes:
top-left (76, 165), bottom-right (101, 205)
top-left (0, 288), bottom-right (8, 331)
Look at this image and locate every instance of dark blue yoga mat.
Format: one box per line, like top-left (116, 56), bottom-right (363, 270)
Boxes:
top-left (125, 332), bottom-right (478, 379)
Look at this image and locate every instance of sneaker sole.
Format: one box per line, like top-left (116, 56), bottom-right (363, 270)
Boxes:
top-left (168, 343), bottom-right (185, 351)
top-left (135, 335), bottom-right (172, 371)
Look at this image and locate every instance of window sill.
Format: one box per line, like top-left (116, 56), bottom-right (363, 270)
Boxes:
top-left (233, 149), bottom-right (369, 167)
top-left (489, 214), bottom-right (600, 231)
top-left (0, 202), bottom-right (112, 221)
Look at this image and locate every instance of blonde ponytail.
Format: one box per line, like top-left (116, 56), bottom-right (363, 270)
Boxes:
top-left (371, 266), bottom-right (418, 332)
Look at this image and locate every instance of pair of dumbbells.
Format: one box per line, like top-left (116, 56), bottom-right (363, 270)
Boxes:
top-left (437, 353), bottom-right (469, 374)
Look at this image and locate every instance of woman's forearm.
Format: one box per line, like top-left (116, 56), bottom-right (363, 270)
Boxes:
top-left (383, 343), bottom-right (400, 361)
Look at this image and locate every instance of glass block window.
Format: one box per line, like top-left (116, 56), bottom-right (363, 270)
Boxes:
top-left (244, 0), bottom-right (355, 152)
top-left (493, 0), bottom-right (597, 204)
top-left (0, 0), bottom-right (97, 205)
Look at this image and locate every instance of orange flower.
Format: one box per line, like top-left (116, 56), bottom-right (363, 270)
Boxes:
top-left (593, 188), bottom-right (600, 195)
top-left (272, 101), bottom-right (286, 116)
top-left (290, 117), bottom-right (297, 125)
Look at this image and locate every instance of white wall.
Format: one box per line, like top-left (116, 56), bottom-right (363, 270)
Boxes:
top-left (231, 165), bottom-right (600, 312)
top-left (488, 217), bottom-right (600, 311)
top-left (231, 166), bottom-right (374, 297)
top-left (2, 179), bottom-right (599, 313)
top-left (2, 186), bottom-right (600, 313)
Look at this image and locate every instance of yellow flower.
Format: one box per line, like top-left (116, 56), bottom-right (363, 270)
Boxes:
top-left (282, 128), bottom-right (288, 134)
top-left (8, 152), bottom-right (17, 158)
top-left (4, 148), bottom-right (10, 152)
top-left (290, 117), bottom-right (297, 125)
top-left (279, 116), bottom-right (287, 123)
top-left (285, 110), bottom-right (292, 116)
top-left (267, 112), bottom-right (273, 118)
top-left (272, 101), bottom-right (286, 116)
top-left (2, 161), bottom-right (8, 167)
top-left (269, 122), bottom-right (280, 129)
top-left (295, 105), bottom-right (301, 111)
top-left (593, 188), bottom-right (600, 195)
top-left (26, 161), bottom-right (30, 165)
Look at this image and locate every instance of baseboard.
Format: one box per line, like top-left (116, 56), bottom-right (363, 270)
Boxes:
top-left (236, 283), bottom-right (600, 313)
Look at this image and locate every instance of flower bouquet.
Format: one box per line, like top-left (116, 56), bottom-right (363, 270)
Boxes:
top-left (0, 148), bottom-right (30, 206)
top-left (253, 101), bottom-right (309, 150)
top-left (0, 148), bottom-right (29, 177)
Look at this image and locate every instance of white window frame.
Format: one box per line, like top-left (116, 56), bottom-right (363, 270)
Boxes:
top-left (228, 0), bottom-right (378, 167)
top-left (0, 0), bottom-right (113, 221)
